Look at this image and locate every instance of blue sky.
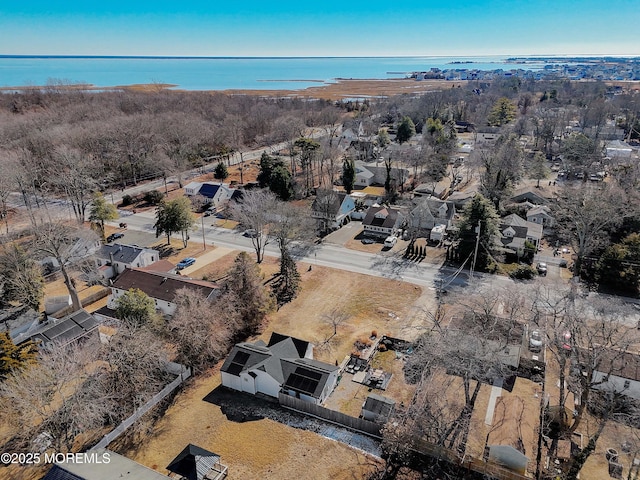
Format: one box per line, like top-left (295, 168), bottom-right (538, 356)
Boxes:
top-left (1, 1), bottom-right (639, 56)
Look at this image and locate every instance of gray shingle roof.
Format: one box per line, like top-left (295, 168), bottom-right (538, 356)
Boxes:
top-left (95, 244), bottom-right (145, 264)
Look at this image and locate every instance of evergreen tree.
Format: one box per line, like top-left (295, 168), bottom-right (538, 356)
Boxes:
top-left (213, 161), bottom-right (229, 183)
top-left (154, 197), bottom-right (195, 247)
top-left (272, 250), bottom-right (301, 307)
top-left (457, 194), bottom-right (500, 271)
top-left (341, 157), bottom-right (356, 194)
top-left (487, 97), bottom-right (517, 126)
top-left (0, 332), bottom-right (37, 380)
top-left (269, 164), bottom-right (294, 201)
top-left (257, 152), bottom-right (276, 188)
top-left (396, 116), bottom-right (416, 144)
top-left (225, 252), bottom-right (274, 335)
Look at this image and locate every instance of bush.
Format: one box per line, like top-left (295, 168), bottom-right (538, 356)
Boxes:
top-left (121, 194), bottom-right (134, 206)
top-left (143, 190), bottom-right (164, 205)
top-left (509, 264), bottom-right (537, 280)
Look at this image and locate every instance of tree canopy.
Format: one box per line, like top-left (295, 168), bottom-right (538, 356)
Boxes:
top-left (115, 288), bottom-right (157, 327)
top-left (89, 192), bottom-right (119, 240)
top-left (456, 194), bottom-right (499, 272)
top-left (487, 97), bottom-right (517, 126)
top-left (341, 157), bottom-right (356, 194)
top-left (396, 116), bottom-right (416, 144)
top-left (154, 197), bottom-right (196, 247)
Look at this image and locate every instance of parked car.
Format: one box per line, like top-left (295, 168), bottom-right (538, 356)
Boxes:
top-left (106, 232), bottom-right (124, 243)
top-left (529, 330), bottom-right (543, 352)
top-left (536, 262), bottom-right (547, 276)
top-left (176, 257), bottom-right (196, 270)
top-left (361, 237), bottom-right (375, 244)
top-left (383, 236), bottom-right (398, 248)
top-left (243, 229), bottom-right (260, 238)
top-left (559, 259), bottom-right (568, 268)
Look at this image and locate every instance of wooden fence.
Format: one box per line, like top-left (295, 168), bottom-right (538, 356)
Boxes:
top-left (91, 365), bottom-right (192, 450)
top-left (278, 393), bottom-right (382, 437)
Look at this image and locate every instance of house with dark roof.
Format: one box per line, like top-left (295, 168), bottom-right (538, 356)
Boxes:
top-left (509, 187), bottom-right (550, 206)
top-left (362, 206), bottom-right (405, 238)
top-left (107, 268), bottom-right (219, 316)
top-left (408, 198), bottom-right (456, 234)
top-left (12, 309), bottom-right (99, 347)
top-left (43, 449), bottom-right (171, 480)
top-left (167, 444), bottom-right (228, 480)
top-left (526, 205), bottom-right (555, 229)
top-left (220, 332), bottom-right (339, 405)
top-left (498, 214), bottom-right (543, 256)
top-left (184, 182), bottom-right (236, 211)
top-left (586, 349), bottom-right (640, 400)
top-left (94, 243), bottom-right (160, 280)
top-left (311, 190), bottom-right (356, 231)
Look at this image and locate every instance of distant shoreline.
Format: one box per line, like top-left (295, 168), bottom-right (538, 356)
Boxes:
top-left (0, 78), bottom-right (467, 100)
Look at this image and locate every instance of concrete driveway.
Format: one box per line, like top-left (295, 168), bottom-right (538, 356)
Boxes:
top-left (322, 221), bottom-right (362, 246)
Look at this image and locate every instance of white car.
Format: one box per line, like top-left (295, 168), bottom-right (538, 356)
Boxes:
top-left (529, 330), bottom-right (543, 352)
top-left (383, 236), bottom-right (398, 248)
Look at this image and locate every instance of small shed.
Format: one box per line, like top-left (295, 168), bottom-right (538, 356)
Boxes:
top-left (361, 393), bottom-right (395, 423)
top-left (166, 444), bottom-right (228, 480)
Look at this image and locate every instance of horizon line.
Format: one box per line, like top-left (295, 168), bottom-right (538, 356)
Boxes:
top-left (1, 54), bottom-right (640, 60)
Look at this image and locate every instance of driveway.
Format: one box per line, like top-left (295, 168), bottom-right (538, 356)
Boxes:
top-left (322, 220), bottom-right (362, 246)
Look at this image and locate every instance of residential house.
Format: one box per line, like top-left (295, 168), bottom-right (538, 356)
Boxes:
top-left (108, 268), bottom-right (219, 316)
top-left (362, 206), bottom-right (405, 238)
top-left (509, 187), bottom-right (549, 206)
top-left (498, 214), bottom-right (543, 256)
top-left (587, 349), bottom-right (640, 400)
top-left (220, 332), bottom-right (339, 405)
top-left (606, 139), bottom-right (634, 158)
top-left (12, 309), bottom-right (99, 347)
top-left (43, 449), bottom-right (172, 480)
top-left (408, 198), bottom-right (456, 234)
top-left (94, 243), bottom-right (160, 280)
top-left (184, 182), bottom-right (236, 211)
top-left (311, 190), bottom-right (356, 231)
top-left (354, 162), bottom-right (376, 187)
top-left (526, 205), bottom-right (555, 229)
top-left (353, 161), bottom-right (409, 189)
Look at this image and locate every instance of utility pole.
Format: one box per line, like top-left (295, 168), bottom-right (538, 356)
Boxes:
top-left (470, 219), bottom-right (481, 280)
top-left (201, 214), bottom-right (206, 251)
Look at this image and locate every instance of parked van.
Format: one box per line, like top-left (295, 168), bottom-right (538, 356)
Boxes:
top-left (383, 236), bottom-right (398, 248)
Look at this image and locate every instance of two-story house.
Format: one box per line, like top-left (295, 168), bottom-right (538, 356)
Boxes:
top-left (94, 243), bottom-right (160, 280)
top-left (311, 190), bottom-right (356, 231)
top-left (408, 198), bottom-right (456, 234)
top-left (362, 206), bottom-right (405, 238)
top-left (221, 332), bottom-right (339, 405)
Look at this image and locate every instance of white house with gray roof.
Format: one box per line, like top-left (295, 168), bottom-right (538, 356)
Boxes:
top-left (221, 332), bottom-right (339, 405)
top-left (94, 243), bottom-right (160, 280)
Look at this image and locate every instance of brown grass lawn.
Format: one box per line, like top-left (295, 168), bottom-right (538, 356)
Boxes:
top-left (263, 265), bottom-right (422, 365)
top-left (121, 259), bottom-right (422, 479)
top-left (127, 368), bottom-right (381, 480)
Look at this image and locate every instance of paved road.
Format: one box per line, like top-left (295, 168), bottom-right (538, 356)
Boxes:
top-left (108, 210), bottom-right (511, 293)
top-left (103, 127), bottom-right (330, 207)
